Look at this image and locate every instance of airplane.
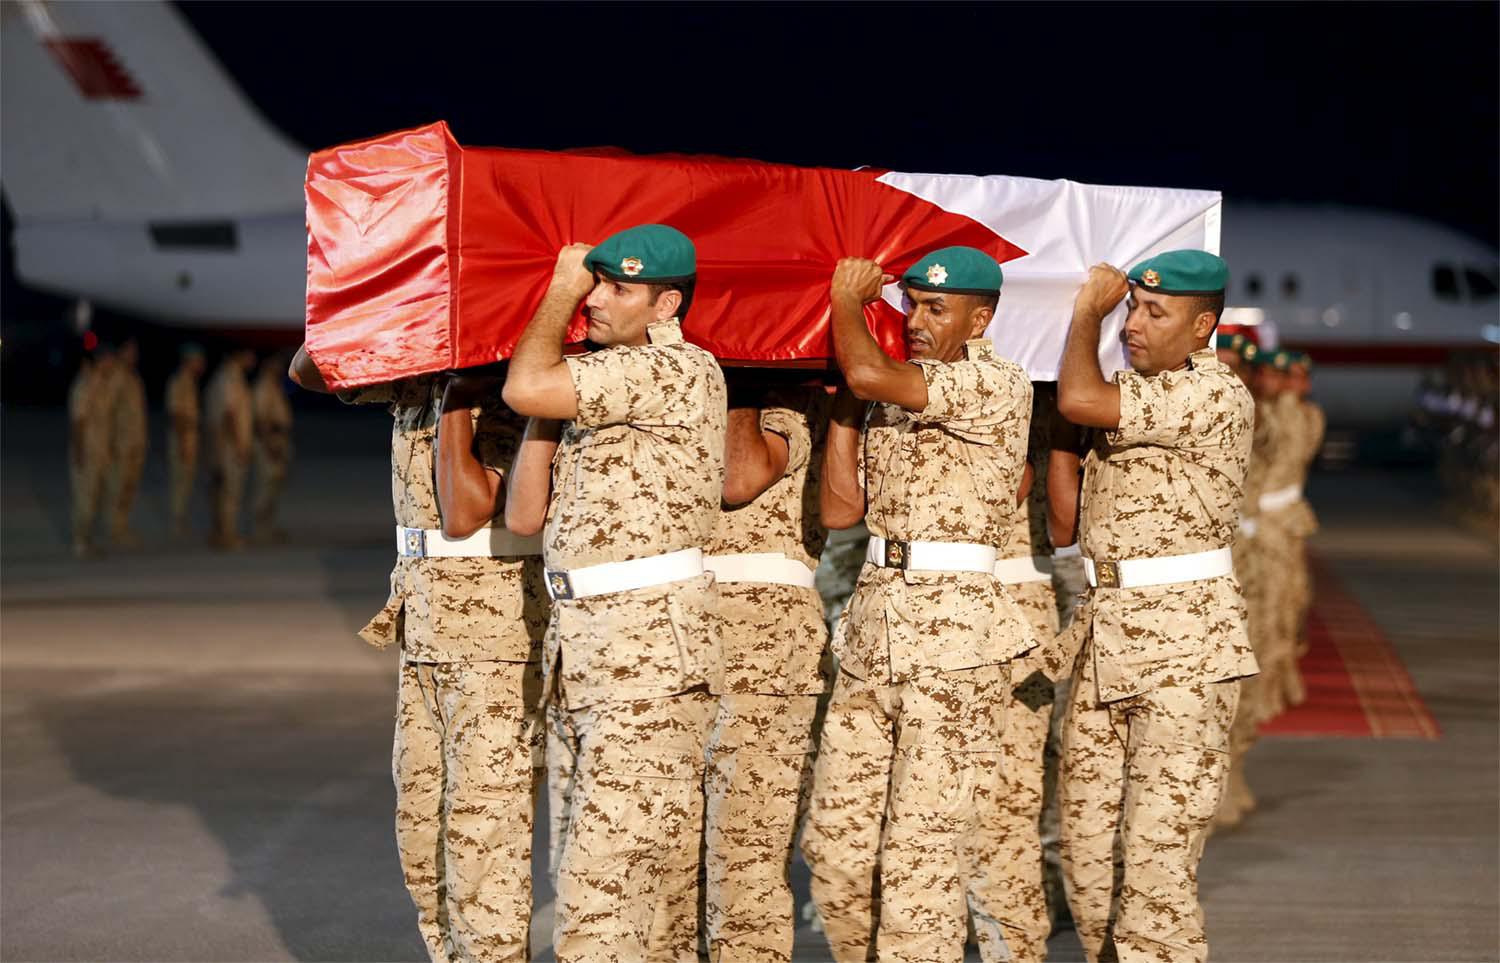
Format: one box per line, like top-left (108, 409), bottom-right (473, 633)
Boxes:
top-left (3, 0), bottom-right (1496, 427)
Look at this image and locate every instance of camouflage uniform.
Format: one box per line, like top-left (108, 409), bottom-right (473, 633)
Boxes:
top-left (164, 364), bottom-right (202, 535)
top-left (1218, 393), bottom-right (1276, 827)
top-left (703, 387), bottom-right (832, 962)
top-left (68, 362), bottom-right (112, 553)
top-left (105, 361), bottom-right (149, 543)
top-left (1253, 392), bottom-right (1316, 715)
top-left (1057, 346), bottom-right (1257, 963)
top-left (251, 366), bottom-right (294, 539)
top-left (345, 377), bottom-right (547, 963)
top-left (802, 340), bottom-right (1035, 963)
top-left (1288, 398), bottom-right (1325, 653)
top-left (204, 359), bottom-right (254, 545)
top-left (968, 394), bottom-right (1075, 963)
top-left (544, 319), bottom-right (727, 963)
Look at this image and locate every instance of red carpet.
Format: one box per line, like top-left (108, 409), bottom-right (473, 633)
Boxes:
top-left (1259, 556), bottom-right (1441, 739)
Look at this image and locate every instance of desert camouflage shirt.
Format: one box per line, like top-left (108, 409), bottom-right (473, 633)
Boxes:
top-left (1075, 346), bottom-right (1258, 701)
top-left (840, 339), bottom-right (1037, 684)
top-left (707, 386), bottom-right (832, 695)
top-left (343, 376), bottom-right (546, 664)
top-left (544, 319), bottom-right (727, 708)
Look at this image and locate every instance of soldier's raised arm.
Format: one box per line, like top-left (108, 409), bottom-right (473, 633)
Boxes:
top-left (503, 416), bottom-right (559, 537)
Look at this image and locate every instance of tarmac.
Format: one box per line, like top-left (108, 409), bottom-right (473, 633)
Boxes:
top-left (2, 404), bottom-right (1496, 962)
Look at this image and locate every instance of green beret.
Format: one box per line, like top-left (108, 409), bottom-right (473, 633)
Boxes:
top-left (1268, 349), bottom-right (1294, 372)
top-left (1290, 351), bottom-right (1313, 370)
top-left (180, 342), bottom-right (205, 358)
top-left (584, 224), bottom-right (696, 284)
top-left (1215, 332), bottom-right (1247, 352)
top-left (1127, 249), bottom-right (1229, 296)
top-left (1243, 342), bottom-right (1265, 365)
top-left (902, 246), bottom-right (1003, 296)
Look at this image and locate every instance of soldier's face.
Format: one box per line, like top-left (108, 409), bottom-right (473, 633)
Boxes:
top-left (583, 276), bottom-right (673, 348)
top-left (903, 289), bottom-right (991, 363)
top-left (1122, 288), bottom-right (1211, 376)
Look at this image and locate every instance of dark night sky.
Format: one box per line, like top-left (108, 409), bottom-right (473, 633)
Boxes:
top-left (4, 1), bottom-right (1498, 326)
top-left (179, 0), bottom-right (1498, 241)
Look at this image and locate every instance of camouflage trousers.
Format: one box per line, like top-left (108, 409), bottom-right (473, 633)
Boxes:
top-left (394, 659), bottom-right (544, 963)
top-left (703, 693), bottom-right (820, 962)
top-left (969, 582), bottom-right (1061, 963)
top-left (251, 448), bottom-right (289, 538)
top-left (167, 431), bottom-right (198, 533)
top-left (1252, 523), bottom-right (1302, 715)
top-left (1057, 648), bottom-right (1238, 963)
top-left (552, 688), bottom-right (718, 963)
top-left (209, 452), bottom-right (247, 543)
top-left (70, 456), bottom-right (106, 549)
top-left (803, 663), bottom-right (1007, 963)
top-left (545, 701), bottom-right (578, 879)
top-left (106, 443), bottom-right (145, 539)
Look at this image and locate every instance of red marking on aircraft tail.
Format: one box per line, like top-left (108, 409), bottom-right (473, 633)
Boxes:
top-left (43, 38), bottom-right (142, 100)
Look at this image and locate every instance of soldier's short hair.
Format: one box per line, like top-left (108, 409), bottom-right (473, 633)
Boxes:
top-left (646, 279), bottom-right (695, 322)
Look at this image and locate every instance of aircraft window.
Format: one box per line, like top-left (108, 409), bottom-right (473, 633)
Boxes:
top-left (1281, 274), bottom-right (1300, 299)
top-left (1464, 266), bottom-right (1498, 299)
top-left (1244, 274), bottom-right (1263, 297)
top-left (1432, 264), bottom-right (1460, 300)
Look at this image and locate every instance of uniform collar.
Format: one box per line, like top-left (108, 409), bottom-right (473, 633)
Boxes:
top-left (647, 319), bottom-right (684, 345)
top-left (1187, 346), bottom-right (1217, 370)
top-left (964, 338), bottom-right (995, 362)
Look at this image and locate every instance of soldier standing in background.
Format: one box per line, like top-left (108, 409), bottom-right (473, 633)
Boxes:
top-left (1287, 353), bottom-right (1325, 661)
top-left (105, 338), bottom-right (148, 548)
top-left (1251, 350), bottom-right (1313, 718)
top-left (164, 344), bottom-right (207, 537)
top-left (205, 349), bottom-right (255, 550)
top-left (68, 347), bottom-right (115, 557)
top-left (251, 353), bottom-right (295, 542)
top-left (702, 373), bottom-right (832, 961)
top-left (1218, 337), bottom-right (1271, 829)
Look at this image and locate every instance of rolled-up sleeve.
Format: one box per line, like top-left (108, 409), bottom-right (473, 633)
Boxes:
top-left (918, 359), bottom-right (1030, 444)
top-left (1110, 370), bottom-right (1203, 448)
top-left (760, 404), bottom-right (811, 475)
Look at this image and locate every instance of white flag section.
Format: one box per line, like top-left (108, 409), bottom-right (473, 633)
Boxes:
top-left (878, 171), bottom-right (1222, 380)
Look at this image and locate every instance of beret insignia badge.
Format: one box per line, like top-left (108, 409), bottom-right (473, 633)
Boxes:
top-left (620, 257), bottom-right (644, 277)
top-left (926, 263), bottom-right (948, 286)
top-left (1141, 269), bottom-right (1161, 288)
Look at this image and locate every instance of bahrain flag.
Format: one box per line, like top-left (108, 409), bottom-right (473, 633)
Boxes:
top-left (305, 121), bottom-right (1219, 388)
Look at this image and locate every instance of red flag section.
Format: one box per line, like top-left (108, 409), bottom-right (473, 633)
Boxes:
top-left (305, 121), bottom-right (1026, 389)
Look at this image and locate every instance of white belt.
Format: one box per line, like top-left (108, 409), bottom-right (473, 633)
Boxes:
top-left (705, 552), bottom-right (817, 588)
top-left (1083, 547), bottom-right (1233, 590)
top-left (992, 555), bottom-right (1055, 584)
top-left (545, 547), bottom-right (704, 601)
top-left (866, 536), bottom-right (998, 574)
top-left (397, 526), bottom-right (541, 559)
top-left (1258, 484), bottom-right (1304, 513)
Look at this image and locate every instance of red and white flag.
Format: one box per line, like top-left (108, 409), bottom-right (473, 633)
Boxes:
top-left (305, 121), bottom-right (1219, 388)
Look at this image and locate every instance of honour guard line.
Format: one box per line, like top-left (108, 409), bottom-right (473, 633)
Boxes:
top-left (290, 220), bottom-right (1312, 961)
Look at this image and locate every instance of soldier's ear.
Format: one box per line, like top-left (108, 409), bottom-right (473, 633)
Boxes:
top-left (653, 288), bottom-right (683, 322)
top-left (968, 303), bottom-right (994, 339)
